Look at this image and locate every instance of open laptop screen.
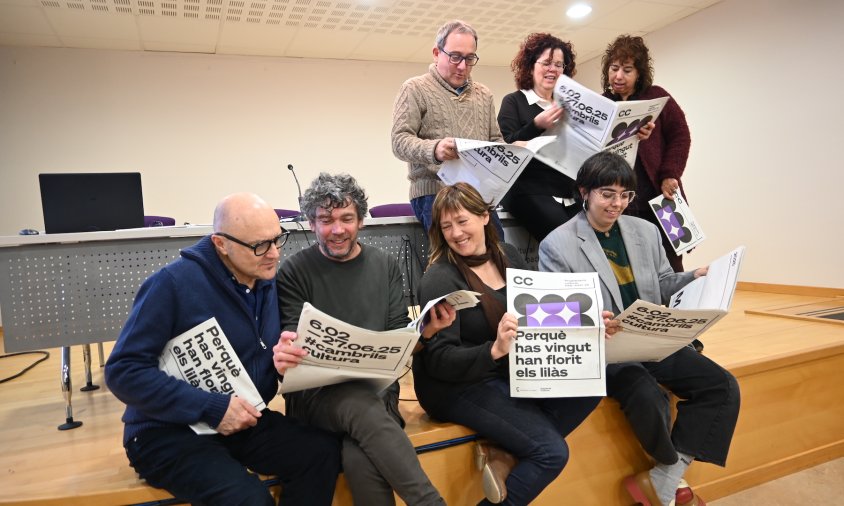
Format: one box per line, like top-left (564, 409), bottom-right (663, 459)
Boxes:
top-left (39, 172), bottom-right (145, 233)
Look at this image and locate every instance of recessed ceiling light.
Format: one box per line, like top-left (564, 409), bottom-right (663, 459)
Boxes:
top-left (567, 3), bottom-right (592, 19)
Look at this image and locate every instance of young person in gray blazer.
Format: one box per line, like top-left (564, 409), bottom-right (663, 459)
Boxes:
top-left (538, 152), bottom-right (740, 506)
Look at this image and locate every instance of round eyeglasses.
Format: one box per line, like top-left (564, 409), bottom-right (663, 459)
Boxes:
top-left (215, 227), bottom-right (290, 256)
top-left (592, 189), bottom-right (636, 203)
top-left (439, 48), bottom-right (480, 66)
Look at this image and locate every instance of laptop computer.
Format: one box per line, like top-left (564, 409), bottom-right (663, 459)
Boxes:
top-left (39, 172), bottom-right (145, 233)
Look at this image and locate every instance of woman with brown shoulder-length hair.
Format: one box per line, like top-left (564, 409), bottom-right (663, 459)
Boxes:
top-left (413, 182), bottom-right (605, 505)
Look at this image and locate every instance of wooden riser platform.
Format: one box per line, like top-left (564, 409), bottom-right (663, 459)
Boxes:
top-left (2, 288), bottom-right (843, 505)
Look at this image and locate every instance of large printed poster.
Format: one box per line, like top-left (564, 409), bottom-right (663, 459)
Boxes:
top-left (506, 268), bottom-right (607, 398)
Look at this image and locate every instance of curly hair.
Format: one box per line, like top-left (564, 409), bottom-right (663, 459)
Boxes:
top-left (511, 32), bottom-right (576, 91)
top-left (601, 34), bottom-right (654, 95)
top-left (427, 182), bottom-right (504, 267)
top-left (300, 172), bottom-right (368, 222)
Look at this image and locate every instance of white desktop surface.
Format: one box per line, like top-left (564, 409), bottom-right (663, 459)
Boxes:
top-left (0, 215), bottom-right (423, 247)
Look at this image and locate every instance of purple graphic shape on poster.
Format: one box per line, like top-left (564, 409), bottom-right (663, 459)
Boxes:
top-left (657, 206), bottom-right (686, 241)
top-left (525, 301), bottom-right (581, 327)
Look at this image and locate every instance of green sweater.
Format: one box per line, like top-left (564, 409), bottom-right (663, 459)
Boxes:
top-left (391, 63), bottom-right (504, 200)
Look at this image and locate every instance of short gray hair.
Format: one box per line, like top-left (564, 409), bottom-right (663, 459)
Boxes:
top-left (301, 172), bottom-right (368, 222)
top-left (435, 20), bottom-right (477, 50)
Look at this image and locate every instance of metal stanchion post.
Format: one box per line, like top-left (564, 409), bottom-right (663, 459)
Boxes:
top-left (58, 346), bottom-right (83, 430)
top-left (80, 344), bottom-right (100, 392)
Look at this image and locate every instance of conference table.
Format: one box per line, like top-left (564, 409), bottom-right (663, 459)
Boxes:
top-left (0, 215), bottom-right (537, 428)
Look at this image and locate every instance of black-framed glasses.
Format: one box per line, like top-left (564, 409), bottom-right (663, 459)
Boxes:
top-left (215, 227), bottom-right (290, 256)
top-left (439, 48), bottom-right (480, 66)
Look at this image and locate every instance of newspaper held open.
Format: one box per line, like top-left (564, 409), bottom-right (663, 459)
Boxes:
top-left (279, 303), bottom-right (418, 394)
top-left (609, 246), bottom-right (745, 363)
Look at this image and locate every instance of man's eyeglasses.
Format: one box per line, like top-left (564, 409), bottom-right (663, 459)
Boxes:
top-left (215, 227), bottom-right (290, 256)
top-left (593, 189), bottom-right (636, 203)
top-left (439, 48), bottom-right (480, 66)
top-left (537, 60), bottom-right (565, 71)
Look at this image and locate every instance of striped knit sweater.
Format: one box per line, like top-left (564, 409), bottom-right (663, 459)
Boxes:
top-left (391, 63), bottom-right (503, 200)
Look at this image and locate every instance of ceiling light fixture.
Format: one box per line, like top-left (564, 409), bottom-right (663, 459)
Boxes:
top-left (566, 3), bottom-right (593, 19)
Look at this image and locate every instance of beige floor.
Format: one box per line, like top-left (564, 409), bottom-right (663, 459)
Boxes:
top-left (709, 457), bottom-right (844, 505)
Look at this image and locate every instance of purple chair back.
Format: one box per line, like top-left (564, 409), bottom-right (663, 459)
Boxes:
top-left (369, 203), bottom-right (414, 218)
top-left (275, 209), bottom-right (300, 219)
top-left (144, 215), bottom-right (176, 227)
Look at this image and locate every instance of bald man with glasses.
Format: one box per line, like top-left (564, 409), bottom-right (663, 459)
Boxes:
top-left (391, 19), bottom-right (505, 235)
top-left (106, 192), bottom-right (341, 506)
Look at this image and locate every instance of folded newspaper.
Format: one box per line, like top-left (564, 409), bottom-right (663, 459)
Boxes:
top-left (279, 303), bottom-right (419, 394)
top-left (409, 289), bottom-right (481, 332)
top-left (438, 138), bottom-right (535, 206)
top-left (608, 246), bottom-right (746, 363)
top-left (649, 189), bottom-right (706, 255)
top-left (159, 317), bottom-right (266, 435)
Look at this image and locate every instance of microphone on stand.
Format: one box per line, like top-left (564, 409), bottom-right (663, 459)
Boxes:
top-left (287, 163), bottom-right (304, 220)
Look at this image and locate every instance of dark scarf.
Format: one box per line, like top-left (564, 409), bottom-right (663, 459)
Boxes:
top-left (452, 244), bottom-right (509, 337)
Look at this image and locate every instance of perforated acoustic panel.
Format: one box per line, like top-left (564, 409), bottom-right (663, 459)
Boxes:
top-left (35, 0), bottom-right (560, 46)
top-left (0, 237), bottom-right (196, 352)
top-left (0, 220), bottom-right (538, 353)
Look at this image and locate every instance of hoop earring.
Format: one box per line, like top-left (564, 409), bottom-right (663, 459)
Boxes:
top-left (582, 198), bottom-right (587, 212)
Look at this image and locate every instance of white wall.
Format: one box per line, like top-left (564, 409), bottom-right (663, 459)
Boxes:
top-left (0, 47), bottom-right (514, 229)
top-left (576, 0), bottom-right (843, 288)
top-left (1, 0), bottom-right (841, 291)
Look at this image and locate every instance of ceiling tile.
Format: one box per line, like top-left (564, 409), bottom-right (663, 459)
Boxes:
top-left (137, 15), bottom-right (219, 51)
top-left (0, 4), bottom-right (53, 33)
top-left (283, 26), bottom-right (368, 59)
top-left (0, 0), bottom-right (723, 62)
top-left (349, 32), bottom-right (431, 62)
top-left (591, 0), bottom-right (689, 31)
top-left (44, 9), bottom-right (139, 40)
top-left (217, 21), bottom-right (296, 56)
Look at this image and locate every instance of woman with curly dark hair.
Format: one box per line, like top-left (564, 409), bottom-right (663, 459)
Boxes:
top-left (497, 32), bottom-right (580, 242)
top-left (602, 34), bottom-right (692, 272)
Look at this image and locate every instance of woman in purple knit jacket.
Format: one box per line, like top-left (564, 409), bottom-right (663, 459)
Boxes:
top-left (601, 35), bottom-right (692, 272)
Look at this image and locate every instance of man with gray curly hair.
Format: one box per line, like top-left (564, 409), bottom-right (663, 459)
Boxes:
top-left (273, 173), bottom-right (446, 505)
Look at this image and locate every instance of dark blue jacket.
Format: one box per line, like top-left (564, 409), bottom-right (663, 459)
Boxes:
top-left (105, 235), bottom-right (280, 444)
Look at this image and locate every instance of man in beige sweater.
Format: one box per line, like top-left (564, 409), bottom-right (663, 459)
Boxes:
top-left (391, 19), bottom-right (504, 235)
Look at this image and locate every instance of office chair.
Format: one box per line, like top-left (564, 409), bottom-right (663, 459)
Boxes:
top-left (369, 203), bottom-right (414, 218)
top-left (275, 209), bottom-right (300, 220)
top-left (143, 215), bottom-right (176, 227)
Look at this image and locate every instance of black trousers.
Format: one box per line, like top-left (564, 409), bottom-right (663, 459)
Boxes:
top-left (606, 346), bottom-right (740, 466)
top-left (501, 192), bottom-right (578, 242)
top-left (125, 410), bottom-right (342, 505)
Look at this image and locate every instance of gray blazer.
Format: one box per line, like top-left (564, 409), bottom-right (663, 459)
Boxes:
top-left (538, 212), bottom-right (695, 314)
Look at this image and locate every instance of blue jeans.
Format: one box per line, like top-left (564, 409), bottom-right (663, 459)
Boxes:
top-left (430, 377), bottom-right (600, 505)
top-left (411, 195), bottom-right (505, 241)
top-left (607, 346), bottom-right (740, 466)
top-left (125, 410), bottom-right (341, 505)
